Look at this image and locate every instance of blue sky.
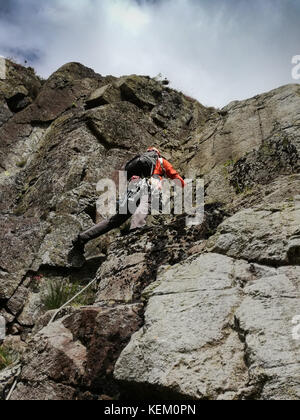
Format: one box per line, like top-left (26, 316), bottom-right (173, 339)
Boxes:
top-left (0, 0), bottom-right (299, 107)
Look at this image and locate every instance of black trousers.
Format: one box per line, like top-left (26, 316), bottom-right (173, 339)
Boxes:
top-left (79, 180), bottom-right (148, 243)
top-left (78, 179), bottom-right (164, 243)
top-left (79, 212), bottom-right (132, 243)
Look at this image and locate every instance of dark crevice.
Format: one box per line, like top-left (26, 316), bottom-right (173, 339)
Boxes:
top-left (118, 380), bottom-right (195, 401)
top-left (83, 203), bottom-right (97, 223)
top-left (232, 316), bottom-right (270, 400)
top-left (48, 143), bottom-right (60, 153)
top-left (120, 89), bottom-right (157, 112)
top-left (287, 241), bottom-right (300, 265)
top-left (2, 305), bottom-right (15, 320)
top-left (6, 93), bottom-right (31, 113)
top-left (30, 121), bottom-right (52, 129)
top-left (256, 108), bottom-right (265, 143)
top-left (186, 115), bottom-right (193, 126)
top-left (80, 167), bottom-right (88, 183)
top-left (35, 258), bottom-right (103, 285)
top-left (85, 97), bottom-right (109, 110)
top-left (32, 265), bottom-right (75, 277)
top-left (0, 298), bottom-right (9, 311)
top-left (9, 270), bottom-right (35, 302)
top-left (0, 265), bottom-right (9, 274)
top-left (152, 116), bottom-right (167, 129)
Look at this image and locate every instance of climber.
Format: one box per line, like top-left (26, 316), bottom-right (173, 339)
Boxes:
top-left (72, 147), bottom-right (185, 254)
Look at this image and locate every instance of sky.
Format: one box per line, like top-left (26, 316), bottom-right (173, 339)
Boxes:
top-left (0, 0), bottom-right (300, 107)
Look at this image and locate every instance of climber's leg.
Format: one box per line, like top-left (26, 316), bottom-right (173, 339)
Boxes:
top-left (79, 212), bottom-right (132, 243)
top-left (69, 212), bottom-right (131, 267)
top-left (130, 194), bottom-right (149, 230)
top-left (72, 181), bottom-right (144, 252)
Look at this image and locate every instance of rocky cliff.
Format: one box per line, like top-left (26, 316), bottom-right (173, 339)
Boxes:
top-left (0, 60), bottom-right (299, 400)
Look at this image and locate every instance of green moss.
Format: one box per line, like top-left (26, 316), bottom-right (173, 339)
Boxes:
top-left (16, 159), bottom-right (27, 168)
top-left (14, 205), bottom-right (26, 216)
top-left (282, 137), bottom-right (290, 148)
top-left (205, 232), bottom-right (220, 249)
top-left (232, 182), bottom-right (244, 195)
top-left (222, 160), bottom-right (235, 180)
top-left (223, 159), bottom-right (236, 168)
top-left (222, 159), bottom-right (238, 180)
top-left (242, 186), bottom-right (254, 197)
top-left (261, 143), bottom-right (273, 156)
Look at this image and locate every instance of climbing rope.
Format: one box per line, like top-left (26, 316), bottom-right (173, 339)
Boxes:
top-left (6, 365), bottom-right (21, 401)
top-left (48, 277), bottom-right (98, 325)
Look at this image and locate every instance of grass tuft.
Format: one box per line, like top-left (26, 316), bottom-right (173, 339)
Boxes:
top-left (42, 280), bottom-right (95, 311)
top-left (0, 346), bottom-right (19, 371)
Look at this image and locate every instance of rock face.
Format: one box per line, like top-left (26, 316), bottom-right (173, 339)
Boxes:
top-left (0, 61), bottom-right (41, 119)
top-left (11, 305), bottom-right (143, 400)
top-left (0, 59), bottom-right (299, 400)
top-left (115, 253), bottom-right (250, 400)
top-left (185, 84), bottom-right (300, 208)
top-left (207, 200), bottom-right (300, 266)
top-left (115, 254), bottom-right (300, 400)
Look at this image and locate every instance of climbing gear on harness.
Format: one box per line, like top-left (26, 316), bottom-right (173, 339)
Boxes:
top-left (118, 177), bottom-right (149, 214)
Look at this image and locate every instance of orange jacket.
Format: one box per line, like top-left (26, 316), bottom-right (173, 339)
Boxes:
top-left (153, 158), bottom-right (185, 188)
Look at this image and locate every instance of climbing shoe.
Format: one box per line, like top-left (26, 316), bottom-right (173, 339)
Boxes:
top-left (72, 235), bottom-right (86, 254)
top-left (68, 235), bottom-right (87, 268)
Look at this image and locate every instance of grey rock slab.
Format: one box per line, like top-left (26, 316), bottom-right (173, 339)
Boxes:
top-left (114, 253), bottom-right (250, 400)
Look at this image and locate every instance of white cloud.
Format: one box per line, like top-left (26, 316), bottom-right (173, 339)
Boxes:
top-left (108, 0), bottom-right (150, 35)
top-left (0, 0), bottom-right (299, 107)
